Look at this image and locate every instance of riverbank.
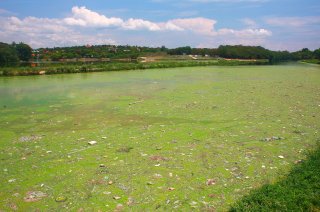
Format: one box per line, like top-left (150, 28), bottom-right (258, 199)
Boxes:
top-left (230, 145), bottom-right (320, 211)
top-left (300, 59), bottom-right (320, 65)
top-left (0, 59), bottom-right (268, 76)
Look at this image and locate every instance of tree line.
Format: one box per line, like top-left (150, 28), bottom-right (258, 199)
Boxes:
top-left (1, 42), bottom-right (319, 67)
top-left (168, 45), bottom-right (320, 63)
top-left (0, 42), bottom-right (32, 66)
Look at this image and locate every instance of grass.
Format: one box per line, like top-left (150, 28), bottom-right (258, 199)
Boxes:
top-left (300, 59), bottom-right (320, 65)
top-left (230, 145), bottom-right (320, 211)
top-left (0, 63), bottom-right (319, 211)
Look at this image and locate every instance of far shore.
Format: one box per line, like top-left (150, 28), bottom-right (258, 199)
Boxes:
top-left (0, 58), bottom-right (270, 77)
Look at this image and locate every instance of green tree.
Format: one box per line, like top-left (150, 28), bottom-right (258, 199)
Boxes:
top-left (300, 48), bottom-right (313, 59)
top-left (14, 42), bottom-right (32, 61)
top-left (168, 46), bottom-right (192, 55)
top-left (292, 48), bottom-right (313, 60)
top-left (161, 45), bottom-right (167, 52)
top-left (313, 48), bottom-right (320, 59)
top-left (217, 45), bottom-right (271, 59)
top-left (0, 42), bottom-right (19, 66)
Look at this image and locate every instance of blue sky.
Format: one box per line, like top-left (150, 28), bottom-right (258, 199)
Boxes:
top-left (0, 0), bottom-right (319, 51)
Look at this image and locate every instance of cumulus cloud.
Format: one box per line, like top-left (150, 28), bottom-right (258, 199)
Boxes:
top-left (168, 17), bottom-right (271, 37)
top-left (217, 28), bottom-right (271, 37)
top-left (162, 22), bottom-right (184, 31)
top-left (0, 6), bottom-right (272, 48)
top-left (241, 18), bottom-right (258, 28)
top-left (265, 16), bottom-right (320, 27)
top-left (197, 28), bottom-right (271, 48)
top-left (64, 6), bottom-right (271, 37)
top-left (0, 16), bottom-right (117, 47)
top-left (64, 6), bottom-right (181, 31)
top-left (263, 16), bottom-right (320, 51)
top-left (168, 17), bottom-right (217, 35)
top-left (0, 8), bottom-right (14, 15)
top-left (64, 6), bottom-right (123, 27)
top-left (122, 18), bottom-right (161, 31)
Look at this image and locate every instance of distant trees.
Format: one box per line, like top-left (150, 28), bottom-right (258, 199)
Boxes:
top-left (191, 48), bottom-right (218, 57)
top-left (268, 51), bottom-right (293, 64)
top-left (34, 45), bottom-right (166, 61)
top-left (215, 46), bottom-right (319, 63)
top-left (0, 42), bottom-right (32, 66)
top-left (161, 45), bottom-right (167, 52)
top-left (168, 46), bottom-right (192, 55)
top-left (20, 43), bottom-right (320, 63)
top-left (13, 42), bottom-right (32, 61)
top-left (166, 45), bottom-right (320, 63)
top-left (313, 48), bottom-right (320, 59)
top-left (217, 45), bottom-right (271, 59)
top-left (0, 42), bottom-right (19, 67)
top-left (1, 41), bottom-right (320, 67)
top-left (292, 48), bottom-right (313, 60)
top-left (169, 45), bottom-right (271, 59)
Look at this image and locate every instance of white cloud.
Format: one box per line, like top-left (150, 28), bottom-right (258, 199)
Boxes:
top-left (0, 6), bottom-right (272, 48)
top-left (217, 28), bottom-right (271, 37)
top-left (265, 16), bottom-right (320, 27)
top-left (43, 6), bottom-right (273, 38)
top-left (241, 18), bottom-right (258, 28)
top-left (0, 8), bottom-right (13, 15)
top-left (64, 6), bottom-right (260, 38)
top-left (166, 17), bottom-right (271, 38)
top-left (64, 6), bottom-right (181, 31)
top-left (263, 16), bottom-right (320, 51)
top-left (63, 6), bottom-right (271, 38)
top-left (0, 16), bottom-right (117, 48)
top-left (168, 17), bottom-right (217, 35)
top-left (177, 10), bottom-right (199, 18)
top-left (196, 29), bottom-right (271, 48)
top-left (64, 6), bottom-right (123, 27)
top-left (3, 16), bottom-right (69, 36)
top-left (122, 18), bottom-right (161, 31)
top-left (162, 22), bottom-right (184, 31)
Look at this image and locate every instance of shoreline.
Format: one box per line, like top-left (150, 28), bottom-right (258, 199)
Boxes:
top-left (0, 59), bottom-right (269, 77)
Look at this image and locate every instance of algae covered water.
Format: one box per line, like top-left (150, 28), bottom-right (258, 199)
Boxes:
top-left (0, 64), bottom-right (319, 211)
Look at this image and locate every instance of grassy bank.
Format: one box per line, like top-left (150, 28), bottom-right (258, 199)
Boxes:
top-left (0, 59), bottom-right (268, 76)
top-left (230, 145), bottom-right (320, 211)
top-left (300, 59), bottom-right (320, 65)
